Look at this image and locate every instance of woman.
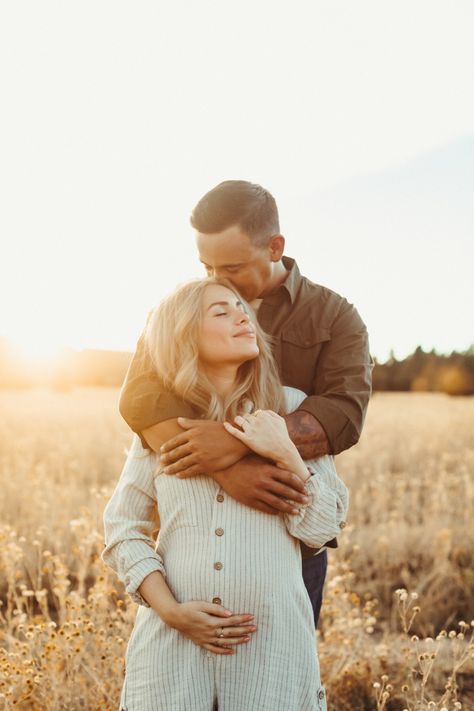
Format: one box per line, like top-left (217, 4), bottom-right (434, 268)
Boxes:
top-left (102, 278), bottom-right (348, 711)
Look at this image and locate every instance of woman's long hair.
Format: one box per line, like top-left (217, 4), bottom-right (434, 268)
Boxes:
top-left (145, 278), bottom-right (284, 421)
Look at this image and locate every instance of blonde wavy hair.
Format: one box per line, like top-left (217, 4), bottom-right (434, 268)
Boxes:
top-left (145, 278), bottom-right (284, 421)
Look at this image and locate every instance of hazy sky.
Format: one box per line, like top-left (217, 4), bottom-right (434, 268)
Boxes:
top-left (1, 1), bottom-right (473, 362)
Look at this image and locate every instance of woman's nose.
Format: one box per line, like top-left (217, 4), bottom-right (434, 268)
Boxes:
top-left (236, 310), bottom-right (249, 323)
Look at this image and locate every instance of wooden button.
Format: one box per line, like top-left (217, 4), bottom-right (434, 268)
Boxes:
top-left (216, 494), bottom-right (224, 502)
top-left (215, 528), bottom-right (224, 536)
top-left (214, 562), bottom-right (223, 570)
top-left (212, 597), bottom-right (222, 605)
top-left (339, 521), bottom-right (347, 529)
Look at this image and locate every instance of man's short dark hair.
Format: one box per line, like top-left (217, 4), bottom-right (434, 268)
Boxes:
top-left (190, 180), bottom-right (280, 247)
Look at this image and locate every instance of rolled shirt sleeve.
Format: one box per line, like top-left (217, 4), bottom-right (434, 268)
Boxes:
top-left (283, 455), bottom-right (349, 548)
top-left (102, 435), bottom-right (166, 607)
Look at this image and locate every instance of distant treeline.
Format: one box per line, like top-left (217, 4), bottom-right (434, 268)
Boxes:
top-left (0, 338), bottom-right (473, 395)
top-left (372, 345), bottom-right (474, 395)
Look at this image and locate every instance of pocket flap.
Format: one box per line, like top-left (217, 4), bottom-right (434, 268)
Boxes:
top-left (281, 326), bottom-right (330, 347)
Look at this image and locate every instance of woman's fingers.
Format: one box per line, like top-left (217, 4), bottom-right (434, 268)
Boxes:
top-left (215, 625), bottom-right (256, 637)
top-left (202, 643), bottom-right (235, 655)
top-left (215, 635), bottom-right (252, 646)
top-left (223, 422), bottom-right (247, 441)
top-left (201, 603), bottom-right (254, 622)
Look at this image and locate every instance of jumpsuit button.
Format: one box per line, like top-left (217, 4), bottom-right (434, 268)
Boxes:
top-left (212, 597), bottom-right (222, 605)
top-left (216, 494), bottom-right (224, 502)
top-left (214, 562), bottom-right (223, 570)
top-left (215, 528), bottom-right (224, 536)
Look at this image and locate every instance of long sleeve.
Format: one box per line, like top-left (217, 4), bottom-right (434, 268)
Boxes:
top-left (102, 435), bottom-right (165, 606)
top-left (282, 454), bottom-right (349, 549)
top-left (297, 298), bottom-right (373, 454)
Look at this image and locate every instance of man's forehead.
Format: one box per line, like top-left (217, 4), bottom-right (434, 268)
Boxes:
top-left (196, 229), bottom-right (254, 265)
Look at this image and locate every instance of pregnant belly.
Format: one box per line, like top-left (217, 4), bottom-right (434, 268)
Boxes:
top-left (157, 516), bottom-right (307, 611)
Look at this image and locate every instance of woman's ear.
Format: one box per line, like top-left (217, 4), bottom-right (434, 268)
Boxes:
top-left (268, 235), bottom-right (285, 262)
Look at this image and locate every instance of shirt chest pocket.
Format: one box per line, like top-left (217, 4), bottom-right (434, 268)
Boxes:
top-left (280, 326), bottom-right (330, 392)
top-left (154, 476), bottom-right (199, 530)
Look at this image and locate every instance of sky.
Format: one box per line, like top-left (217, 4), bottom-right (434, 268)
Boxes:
top-left (1, 0), bottom-right (473, 362)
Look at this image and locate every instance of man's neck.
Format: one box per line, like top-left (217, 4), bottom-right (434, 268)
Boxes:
top-left (260, 260), bottom-right (289, 298)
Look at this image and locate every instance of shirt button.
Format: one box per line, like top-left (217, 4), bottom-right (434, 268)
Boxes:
top-left (318, 689), bottom-right (325, 700)
top-left (214, 562), bottom-right (223, 570)
top-left (216, 494), bottom-right (224, 502)
top-left (212, 597), bottom-right (222, 605)
top-left (215, 528), bottom-right (224, 536)
top-left (339, 521), bottom-right (347, 529)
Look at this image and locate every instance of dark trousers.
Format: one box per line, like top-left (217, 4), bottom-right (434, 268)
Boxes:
top-left (301, 549), bottom-right (328, 627)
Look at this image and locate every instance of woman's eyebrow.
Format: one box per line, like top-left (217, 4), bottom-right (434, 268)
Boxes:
top-left (206, 300), bottom-right (243, 311)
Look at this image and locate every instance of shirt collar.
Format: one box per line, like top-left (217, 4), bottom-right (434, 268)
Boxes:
top-left (278, 256), bottom-right (301, 304)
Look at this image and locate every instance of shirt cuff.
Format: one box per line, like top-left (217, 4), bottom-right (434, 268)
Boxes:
top-left (124, 557), bottom-right (166, 607)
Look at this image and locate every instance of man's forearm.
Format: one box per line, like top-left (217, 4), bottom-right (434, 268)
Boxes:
top-left (284, 410), bottom-right (331, 458)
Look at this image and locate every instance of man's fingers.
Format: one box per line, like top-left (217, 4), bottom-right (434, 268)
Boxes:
top-left (175, 464), bottom-right (205, 479)
top-left (251, 499), bottom-right (281, 515)
top-left (160, 432), bottom-right (190, 454)
top-left (177, 417), bottom-right (202, 430)
top-left (259, 493), bottom-right (301, 515)
top-left (160, 443), bottom-right (192, 465)
top-left (274, 469), bottom-right (307, 493)
top-left (163, 453), bottom-right (197, 474)
top-left (265, 480), bottom-right (310, 504)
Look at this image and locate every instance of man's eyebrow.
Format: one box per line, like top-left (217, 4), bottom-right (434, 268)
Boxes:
top-left (200, 260), bottom-right (243, 268)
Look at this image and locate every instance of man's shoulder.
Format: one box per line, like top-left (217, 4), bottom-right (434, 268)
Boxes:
top-left (291, 266), bottom-right (366, 331)
top-left (299, 271), bottom-right (346, 304)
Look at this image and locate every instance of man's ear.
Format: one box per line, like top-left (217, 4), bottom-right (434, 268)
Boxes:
top-left (268, 235), bottom-right (285, 261)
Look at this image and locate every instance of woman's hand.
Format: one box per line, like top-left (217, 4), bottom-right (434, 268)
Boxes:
top-left (223, 410), bottom-right (310, 483)
top-left (223, 410), bottom-right (296, 464)
top-left (168, 600), bottom-right (257, 655)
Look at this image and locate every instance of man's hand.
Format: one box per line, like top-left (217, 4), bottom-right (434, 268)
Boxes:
top-left (213, 455), bottom-right (310, 515)
top-left (160, 419), bottom-right (249, 477)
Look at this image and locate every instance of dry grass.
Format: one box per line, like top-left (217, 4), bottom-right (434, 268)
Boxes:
top-left (0, 388), bottom-right (473, 710)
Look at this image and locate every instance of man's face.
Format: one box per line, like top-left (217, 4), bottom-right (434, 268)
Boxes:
top-left (196, 225), bottom-right (275, 302)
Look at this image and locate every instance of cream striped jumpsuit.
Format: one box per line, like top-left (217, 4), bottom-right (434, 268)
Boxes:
top-left (102, 387), bottom-right (348, 710)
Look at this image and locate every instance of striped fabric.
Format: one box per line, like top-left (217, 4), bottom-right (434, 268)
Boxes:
top-left (102, 387), bottom-right (348, 710)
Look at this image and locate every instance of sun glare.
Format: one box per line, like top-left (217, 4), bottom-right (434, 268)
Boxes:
top-left (10, 336), bottom-right (63, 365)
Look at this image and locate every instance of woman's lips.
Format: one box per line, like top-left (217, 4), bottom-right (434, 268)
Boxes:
top-left (234, 329), bottom-right (256, 338)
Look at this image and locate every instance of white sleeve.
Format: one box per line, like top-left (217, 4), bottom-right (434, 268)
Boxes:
top-left (282, 455), bottom-right (349, 549)
top-left (101, 435), bottom-right (165, 607)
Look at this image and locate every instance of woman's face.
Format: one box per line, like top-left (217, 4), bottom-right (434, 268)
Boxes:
top-left (198, 284), bottom-right (259, 367)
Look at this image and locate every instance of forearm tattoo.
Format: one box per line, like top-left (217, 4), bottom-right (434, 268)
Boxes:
top-left (285, 411), bottom-right (330, 458)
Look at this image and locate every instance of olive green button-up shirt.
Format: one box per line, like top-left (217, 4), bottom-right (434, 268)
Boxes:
top-left (119, 257), bottom-right (373, 455)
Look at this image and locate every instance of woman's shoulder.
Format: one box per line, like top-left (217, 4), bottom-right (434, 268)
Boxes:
top-left (282, 386), bottom-right (307, 414)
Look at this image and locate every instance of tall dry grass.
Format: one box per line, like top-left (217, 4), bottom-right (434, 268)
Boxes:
top-left (0, 388), bottom-right (473, 710)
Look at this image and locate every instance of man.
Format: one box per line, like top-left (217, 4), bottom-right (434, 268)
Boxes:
top-left (120, 180), bottom-right (373, 625)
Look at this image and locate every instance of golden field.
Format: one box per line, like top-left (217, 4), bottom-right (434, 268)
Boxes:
top-left (0, 389), bottom-right (473, 711)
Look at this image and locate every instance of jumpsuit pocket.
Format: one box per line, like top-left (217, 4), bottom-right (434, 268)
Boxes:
top-left (316, 686), bottom-right (327, 710)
